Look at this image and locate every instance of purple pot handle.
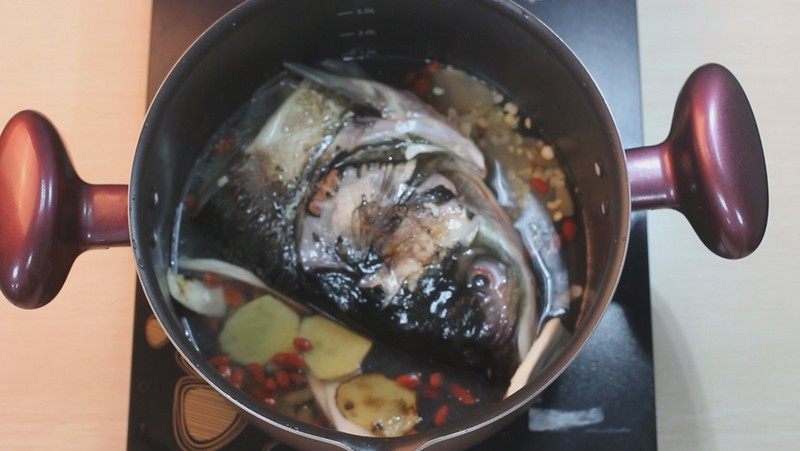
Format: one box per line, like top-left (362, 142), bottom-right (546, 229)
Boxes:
top-left (627, 64), bottom-right (768, 259)
top-left (0, 111), bottom-right (129, 309)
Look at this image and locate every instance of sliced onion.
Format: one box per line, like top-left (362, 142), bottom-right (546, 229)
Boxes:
top-left (177, 258), bottom-right (268, 289)
top-left (307, 375), bottom-right (374, 437)
top-left (166, 271), bottom-right (227, 318)
top-left (505, 319), bottom-right (568, 398)
top-left (174, 258), bottom-right (312, 316)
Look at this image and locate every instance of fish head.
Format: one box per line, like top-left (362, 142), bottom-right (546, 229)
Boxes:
top-left (297, 148), bottom-right (537, 378)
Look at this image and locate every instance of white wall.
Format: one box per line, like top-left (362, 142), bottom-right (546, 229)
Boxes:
top-left (638, 1), bottom-right (800, 449)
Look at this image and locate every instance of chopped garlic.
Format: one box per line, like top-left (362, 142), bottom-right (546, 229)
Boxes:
top-left (541, 145), bottom-right (554, 160)
top-left (503, 113), bottom-right (519, 127)
top-left (546, 199), bottom-right (562, 210)
top-left (503, 102), bottom-right (519, 116)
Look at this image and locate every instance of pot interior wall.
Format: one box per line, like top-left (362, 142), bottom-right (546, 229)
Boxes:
top-left (130, 0), bottom-right (628, 446)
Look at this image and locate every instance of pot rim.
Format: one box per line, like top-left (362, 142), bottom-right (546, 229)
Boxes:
top-left (129, 0), bottom-right (632, 448)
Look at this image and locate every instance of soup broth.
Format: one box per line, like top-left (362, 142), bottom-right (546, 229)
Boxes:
top-left (168, 58), bottom-right (583, 436)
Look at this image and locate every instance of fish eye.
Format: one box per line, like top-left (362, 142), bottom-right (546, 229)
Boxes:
top-left (467, 258), bottom-right (507, 292)
top-left (472, 274), bottom-right (489, 288)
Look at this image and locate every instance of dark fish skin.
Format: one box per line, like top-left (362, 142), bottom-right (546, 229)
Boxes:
top-left (186, 157), bottom-right (304, 296)
top-left (310, 248), bottom-right (518, 383)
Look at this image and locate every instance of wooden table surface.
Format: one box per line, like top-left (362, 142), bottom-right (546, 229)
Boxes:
top-left (0, 1), bottom-right (797, 450)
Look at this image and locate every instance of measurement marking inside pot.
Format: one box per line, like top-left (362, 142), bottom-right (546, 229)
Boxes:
top-left (337, 8), bottom-right (375, 17)
top-left (338, 29), bottom-right (377, 38)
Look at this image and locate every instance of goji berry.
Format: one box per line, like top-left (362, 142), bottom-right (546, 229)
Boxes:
top-left (263, 377), bottom-right (277, 392)
top-left (429, 372), bottom-right (444, 388)
top-left (424, 61), bottom-right (442, 75)
top-left (247, 363), bottom-right (265, 383)
top-left (275, 370), bottom-right (290, 389)
top-left (209, 354), bottom-right (229, 368)
top-left (223, 285), bottom-right (245, 307)
top-left (530, 177), bottom-right (550, 195)
top-left (561, 218), bottom-right (578, 241)
top-left (412, 78), bottom-right (431, 97)
top-left (396, 373), bottom-right (421, 390)
top-left (202, 272), bottom-right (221, 288)
top-left (272, 352), bottom-right (305, 370)
top-left (293, 337), bottom-right (313, 352)
top-left (433, 404), bottom-right (449, 427)
top-left (216, 364), bottom-right (232, 378)
top-left (449, 384), bottom-right (478, 405)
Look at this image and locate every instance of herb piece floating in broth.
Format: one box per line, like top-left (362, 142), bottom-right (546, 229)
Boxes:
top-left (300, 316), bottom-right (373, 380)
top-left (167, 271), bottom-right (227, 318)
top-left (219, 295), bottom-right (300, 365)
top-left (166, 258), bottom-right (271, 318)
top-left (335, 373), bottom-right (419, 437)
